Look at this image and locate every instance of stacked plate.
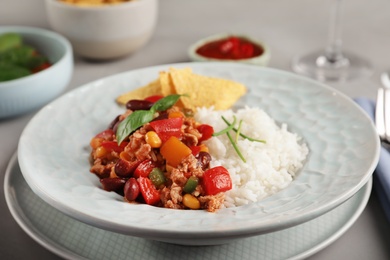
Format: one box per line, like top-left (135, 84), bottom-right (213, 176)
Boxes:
top-left (5, 62), bottom-right (380, 258)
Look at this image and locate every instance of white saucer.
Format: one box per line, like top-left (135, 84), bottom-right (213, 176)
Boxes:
top-left (4, 152), bottom-right (372, 260)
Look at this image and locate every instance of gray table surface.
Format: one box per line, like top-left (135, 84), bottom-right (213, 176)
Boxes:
top-left (1, 0), bottom-right (390, 259)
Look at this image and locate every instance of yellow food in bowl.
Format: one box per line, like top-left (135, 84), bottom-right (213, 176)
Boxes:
top-left (59, 0), bottom-right (133, 6)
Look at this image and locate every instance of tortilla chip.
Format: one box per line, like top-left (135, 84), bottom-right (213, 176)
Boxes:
top-left (159, 71), bottom-right (175, 96)
top-left (169, 67), bottom-right (246, 110)
top-left (116, 79), bottom-right (162, 105)
top-left (116, 67), bottom-right (247, 110)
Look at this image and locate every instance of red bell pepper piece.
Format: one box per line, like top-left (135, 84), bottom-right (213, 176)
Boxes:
top-left (202, 166), bottom-right (232, 195)
top-left (190, 145), bottom-right (201, 156)
top-left (95, 129), bottom-right (115, 140)
top-left (149, 117), bottom-right (183, 143)
top-left (197, 124), bottom-right (214, 143)
top-left (144, 95), bottom-right (164, 103)
top-left (134, 159), bottom-right (155, 178)
top-left (137, 177), bottom-right (161, 205)
top-left (101, 141), bottom-right (128, 153)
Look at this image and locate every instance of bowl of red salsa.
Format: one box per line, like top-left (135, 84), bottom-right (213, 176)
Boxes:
top-left (188, 33), bottom-right (270, 66)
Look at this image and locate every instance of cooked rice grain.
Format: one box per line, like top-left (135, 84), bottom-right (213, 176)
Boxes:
top-left (195, 107), bottom-right (309, 207)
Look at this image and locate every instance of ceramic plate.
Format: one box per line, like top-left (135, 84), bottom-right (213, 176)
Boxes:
top-left (4, 153), bottom-right (372, 260)
top-left (17, 62), bottom-right (380, 245)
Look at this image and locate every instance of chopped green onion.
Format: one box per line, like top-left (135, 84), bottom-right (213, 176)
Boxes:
top-left (235, 119), bottom-right (243, 143)
top-left (221, 117), bottom-right (266, 143)
top-left (226, 131), bottom-right (246, 163)
top-left (212, 116), bottom-right (237, 136)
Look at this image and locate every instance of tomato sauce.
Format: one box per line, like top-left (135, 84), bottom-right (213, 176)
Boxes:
top-left (196, 36), bottom-right (263, 60)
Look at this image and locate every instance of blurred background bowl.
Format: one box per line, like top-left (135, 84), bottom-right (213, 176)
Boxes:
top-left (45, 0), bottom-right (158, 60)
top-left (188, 33), bottom-right (270, 67)
top-left (0, 26), bottom-right (73, 119)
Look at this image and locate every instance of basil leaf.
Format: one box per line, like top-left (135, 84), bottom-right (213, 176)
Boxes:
top-left (0, 45), bottom-right (35, 67)
top-left (0, 63), bottom-right (31, 82)
top-left (116, 94), bottom-right (183, 144)
top-left (0, 33), bottom-right (22, 53)
top-left (151, 94), bottom-right (182, 112)
top-left (116, 110), bottom-right (154, 144)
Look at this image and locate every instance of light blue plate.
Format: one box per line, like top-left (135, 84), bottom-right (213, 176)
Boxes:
top-left (17, 62), bottom-right (379, 245)
top-left (5, 152), bottom-right (372, 259)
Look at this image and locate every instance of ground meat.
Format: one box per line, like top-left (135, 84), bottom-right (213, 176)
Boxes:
top-left (161, 185), bottom-right (184, 209)
top-left (124, 127), bottom-right (151, 162)
top-left (169, 183), bottom-right (183, 204)
top-left (179, 154), bottom-right (204, 178)
top-left (181, 117), bottom-right (202, 147)
top-left (199, 193), bottom-right (225, 213)
top-left (182, 132), bottom-right (198, 147)
top-left (90, 158), bottom-right (115, 178)
top-left (165, 200), bottom-right (184, 209)
top-left (168, 168), bottom-right (188, 186)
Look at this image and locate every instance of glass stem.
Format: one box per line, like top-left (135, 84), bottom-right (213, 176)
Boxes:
top-left (325, 0), bottom-right (345, 62)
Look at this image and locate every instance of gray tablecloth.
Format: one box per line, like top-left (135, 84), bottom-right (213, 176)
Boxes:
top-left (1, 0), bottom-right (390, 259)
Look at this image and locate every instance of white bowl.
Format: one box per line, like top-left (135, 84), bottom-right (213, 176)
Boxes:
top-left (188, 33), bottom-right (271, 66)
top-left (18, 62), bottom-right (379, 245)
top-left (45, 0), bottom-right (158, 60)
top-left (0, 26), bottom-right (73, 119)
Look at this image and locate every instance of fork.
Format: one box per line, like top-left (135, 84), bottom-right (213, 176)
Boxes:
top-left (375, 72), bottom-right (390, 145)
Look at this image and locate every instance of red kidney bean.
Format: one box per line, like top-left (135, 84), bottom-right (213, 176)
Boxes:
top-left (114, 159), bottom-right (139, 178)
top-left (151, 111), bottom-right (168, 122)
top-left (108, 115), bottom-right (120, 130)
top-left (124, 178), bottom-right (140, 201)
top-left (196, 151), bottom-right (211, 170)
top-left (100, 178), bottom-right (126, 192)
top-left (126, 99), bottom-right (154, 111)
top-left (112, 120), bottom-right (120, 135)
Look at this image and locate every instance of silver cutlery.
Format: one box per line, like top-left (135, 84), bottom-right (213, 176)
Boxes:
top-left (375, 71), bottom-right (390, 145)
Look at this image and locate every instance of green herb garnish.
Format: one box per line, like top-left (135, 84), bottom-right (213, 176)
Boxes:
top-left (226, 131), bottom-right (246, 163)
top-left (213, 115), bottom-right (266, 162)
top-left (221, 116), bottom-right (266, 143)
top-left (116, 94), bottom-right (182, 144)
top-left (235, 119), bottom-right (243, 143)
top-left (213, 115), bottom-right (237, 136)
top-left (151, 94), bottom-right (182, 111)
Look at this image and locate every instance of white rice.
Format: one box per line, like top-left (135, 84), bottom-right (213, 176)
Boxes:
top-left (194, 106), bottom-right (309, 208)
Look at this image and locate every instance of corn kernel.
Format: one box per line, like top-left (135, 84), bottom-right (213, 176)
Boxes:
top-left (90, 137), bottom-right (103, 149)
top-left (183, 194), bottom-right (200, 210)
top-left (199, 144), bottom-right (209, 153)
top-left (95, 146), bottom-right (107, 158)
top-left (145, 131), bottom-right (162, 148)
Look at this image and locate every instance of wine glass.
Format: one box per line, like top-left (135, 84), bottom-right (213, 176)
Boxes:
top-left (292, 0), bottom-right (372, 82)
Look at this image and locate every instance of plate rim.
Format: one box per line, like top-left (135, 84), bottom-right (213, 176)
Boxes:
top-left (16, 62), bottom-right (380, 239)
top-left (4, 151), bottom-right (373, 259)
